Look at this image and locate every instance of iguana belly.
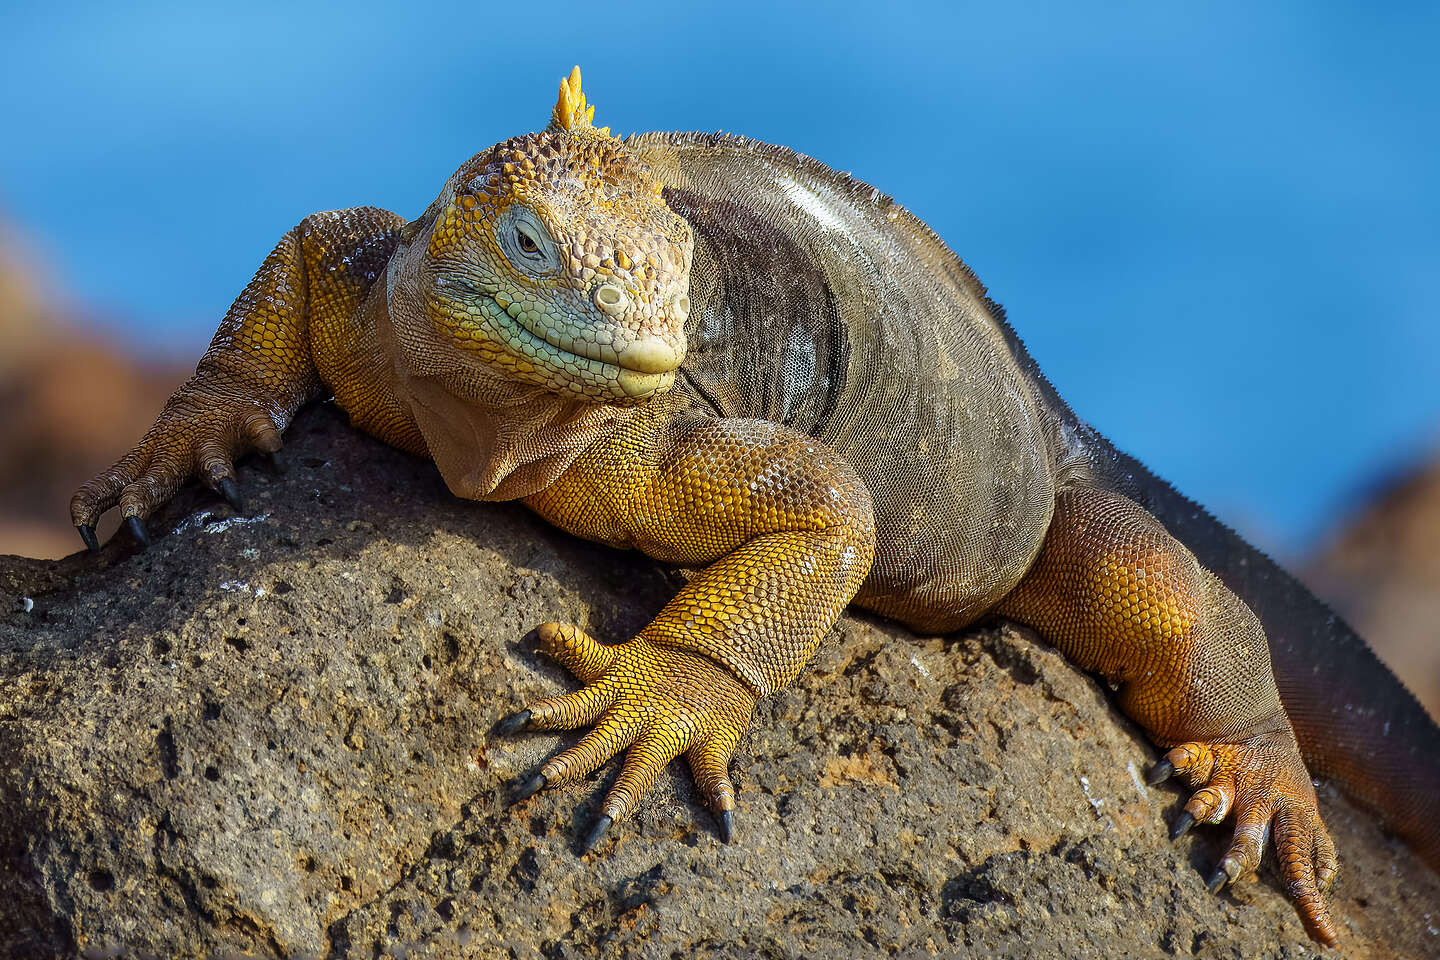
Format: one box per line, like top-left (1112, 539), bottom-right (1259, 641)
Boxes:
top-left (633, 133), bottom-right (1056, 632)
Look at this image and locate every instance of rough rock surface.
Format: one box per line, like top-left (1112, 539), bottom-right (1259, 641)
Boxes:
top-left (1, 404), bottom-right (1436, 960)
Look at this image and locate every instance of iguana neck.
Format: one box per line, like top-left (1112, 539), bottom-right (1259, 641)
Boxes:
top-left (374, 262), bottom-right (640, 502)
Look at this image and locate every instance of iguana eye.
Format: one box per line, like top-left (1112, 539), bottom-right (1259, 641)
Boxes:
top-left (497, 206), bottom-right (561, 277)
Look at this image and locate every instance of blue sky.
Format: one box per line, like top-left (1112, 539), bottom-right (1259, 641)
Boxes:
top-left (1, 1), bottom-right (1436, 558)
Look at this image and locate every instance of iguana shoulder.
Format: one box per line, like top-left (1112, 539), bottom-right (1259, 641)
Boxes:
top-left (629, 131), bottom-right (1060, 629)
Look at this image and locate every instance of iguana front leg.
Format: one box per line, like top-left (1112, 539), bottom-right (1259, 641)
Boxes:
top-left (505, 405), bottom-right (876, 848)
top-left (998, 487), bottom-right (1340, 945)
top-left (70, 207), bottom-right (412, 546)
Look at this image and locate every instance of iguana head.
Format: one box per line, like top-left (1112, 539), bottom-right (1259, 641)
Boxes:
top-left (410, 66), bottom-right (693, 403)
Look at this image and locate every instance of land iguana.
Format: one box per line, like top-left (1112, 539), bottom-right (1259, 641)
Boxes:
top-left (69, 68), bottom-right (1440, 946)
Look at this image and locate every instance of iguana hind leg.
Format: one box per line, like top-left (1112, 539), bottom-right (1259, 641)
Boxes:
top-left (997, 486), bottom-right (1339, 946)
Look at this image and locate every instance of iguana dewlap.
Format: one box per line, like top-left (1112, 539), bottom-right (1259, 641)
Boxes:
top-left (70, 67), bottom-right (1440, 947)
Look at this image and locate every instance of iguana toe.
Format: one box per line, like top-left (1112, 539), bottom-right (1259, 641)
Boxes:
top-left (536, 712), bottom-right (643, 790)
top-left (533, 622), bottom-right (615, 684)
top-left (76, 524), bottom-right (99, 553)
top-left (1158, 732), bottom-right (1339, 946)
top-left (1314, 823), bottom-right (1339, 894)
top-left (506, 621), bottom-right (756, 848)
top-left (1274, 805), bottom-right (1341, 946)
top-left (70, 394), bottom-right (285, 548)
top-left (1147, 758), bottom-right (1175, 785)
top-left (581, 815), bottom-right (613, 854)
top-left (495, 709), bottom-right (533, 736)
top-left (125, 515), bottom-right (151, 549)
top-left (218, 476), bottom-right (246, 513)
top-left (512, 772), bottom-right (547, 803)
top-left (683, 733), bottom-right (740, 838)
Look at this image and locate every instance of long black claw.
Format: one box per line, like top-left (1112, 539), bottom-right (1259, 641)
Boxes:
top-left (718, 808), bottom-right (734, 844)
top-left (512, 773), bottom-right (547, 804)
top-left (1147, 759), bottom-right (1175, 786)
top-left (581, 814), bottom-right (613, 854)
top-left (496, 710), bottom-right (532, 735)
top-left (126, 516), bottom-right (151, 549)
top-left (77, 525), bottom-right (99, 553)
top-left (1169, 811), bottom-right (1196, 841)
top-left (263, 452), bottom-right (288, 475)
top-left (218, 477), bottom-right (245, 513)
top-left (1205, 867), bottom-right (1228, 894)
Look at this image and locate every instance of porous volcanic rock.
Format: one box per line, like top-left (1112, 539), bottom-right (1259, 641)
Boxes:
top-left (1, 404), bottom-right (1436, 959)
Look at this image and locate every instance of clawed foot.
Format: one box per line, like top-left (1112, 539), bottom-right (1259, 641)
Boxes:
top-left (1150, 731), bottom-right (1339, 946)
top-left (70, 391), bottom-right (285, 551)
top-left (497, 622), bottom-right (754, 851)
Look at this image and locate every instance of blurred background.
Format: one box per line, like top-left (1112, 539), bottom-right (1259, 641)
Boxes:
top-left (0, 1), bottom-right (1436, 714)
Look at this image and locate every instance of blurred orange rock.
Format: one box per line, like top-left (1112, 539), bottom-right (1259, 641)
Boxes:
top-left (0, 224), bottom-right (187, 558)
top-left (1306, 452), bottom-right (1440, 723)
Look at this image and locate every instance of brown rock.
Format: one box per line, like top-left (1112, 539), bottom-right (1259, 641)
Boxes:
top-left (0, 404), bottom-right (1436, 959)
top-left (1305, 451), bottom-right (1440, 722)
top-left (0, 225), bottom-right (188, 559)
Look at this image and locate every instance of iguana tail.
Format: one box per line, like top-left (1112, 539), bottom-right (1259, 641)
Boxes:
top-left (1071, 422), bottom-right (1440, 869)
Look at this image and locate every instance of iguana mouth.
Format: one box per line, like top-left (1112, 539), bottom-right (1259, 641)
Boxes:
top-left (475, 287), bottom-right (678, 399)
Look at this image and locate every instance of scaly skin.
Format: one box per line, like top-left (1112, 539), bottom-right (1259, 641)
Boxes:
top-left (517, 399), bottom-right (875, 842)
top-left (996, 488), bottom-right (1338, 942)
top-left (69, 206), bottom-right (410, 536)
top-left (71, 67), bottom-right (1424, 946)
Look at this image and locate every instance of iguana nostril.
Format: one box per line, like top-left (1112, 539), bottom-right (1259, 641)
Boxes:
top-left (674, 294), bottom-right (690, 321)
top-left (594, 283), bottom-right (626, 316)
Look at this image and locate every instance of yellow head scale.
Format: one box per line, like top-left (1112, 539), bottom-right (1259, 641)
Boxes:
top-left (415, 66), bottom-right (693, 404)
top-left (548, 66), bottom-right (613, 139)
